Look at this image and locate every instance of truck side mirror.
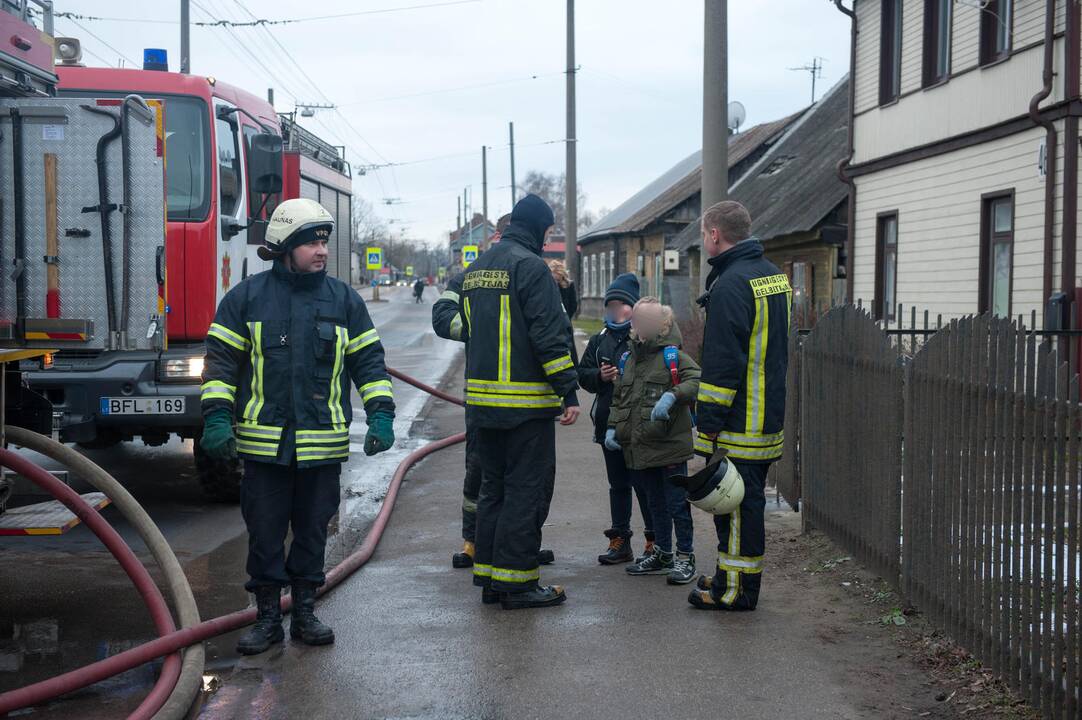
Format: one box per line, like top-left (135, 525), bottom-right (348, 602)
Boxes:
top-left (248, 133), bottom-right (283, 195)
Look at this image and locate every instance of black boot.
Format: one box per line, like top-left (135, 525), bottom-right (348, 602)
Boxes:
top-left (501, 584), bottom-right (566, 610)
top-left (598, 529), bottom-right (634, 565)
top-left (289, 581), bottom-right (335, 646)
top-left (452, 540), bottom-right (475, 569)
top-left (236, 586), bottom-right (284, 655)
top-left (537, 549), bottom-right (555, 565)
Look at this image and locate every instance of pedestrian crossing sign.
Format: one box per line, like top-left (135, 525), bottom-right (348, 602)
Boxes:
top-left (438, 267), bottom-right (446, 280)
top-left (366, 247), bottom-right (382, 270)
top-left (406, 265), bottom-right (414, 276)
top-left (463, 245), bottom-right (479, 267)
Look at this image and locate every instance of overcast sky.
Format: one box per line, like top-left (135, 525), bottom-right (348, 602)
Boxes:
top-left (55, 0), bottom-right (851, 246)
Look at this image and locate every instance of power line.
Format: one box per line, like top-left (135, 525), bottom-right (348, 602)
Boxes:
top-left (362, 138), bottom-right (566, 170)
top-left (65, 17), bottom-right (139, 67)
top-left (336, 70), bottom-right (565, 107)
top-left (54, 1), bottom-right (480, 27)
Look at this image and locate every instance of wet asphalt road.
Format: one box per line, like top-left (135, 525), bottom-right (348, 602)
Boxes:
top-left (196, 369), bottom-right (952, 720)
top-left (0, 284), bottom-right (457, 719)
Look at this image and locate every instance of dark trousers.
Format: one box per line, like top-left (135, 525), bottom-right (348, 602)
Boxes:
top-left (461, 423), bottom-right (483, 542)
top-left (473, 418), bottom-right (556, 594)
top-left (630, 463), bottom-right (693, 554)
top-left (240, 460), bottom-right (341, 592)
top-left (602, 446), bottom-right (653, 537)
top-left (711, 462), bottom-right (768, 609)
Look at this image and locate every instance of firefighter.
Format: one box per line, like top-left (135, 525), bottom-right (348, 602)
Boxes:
top-left (687, 200), bottom-right (790, 612)
top-left (431, 214), bottom-right (509, 569)
top-left (199, 198), bottom-right (396, 653)
top-left (462, 194), bottom-right (580, 610)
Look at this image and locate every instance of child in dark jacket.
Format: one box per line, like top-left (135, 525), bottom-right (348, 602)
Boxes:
top-left (578, 273), bottom-right (655, 564)
top-left (606, 298), bottom-right (701, 585)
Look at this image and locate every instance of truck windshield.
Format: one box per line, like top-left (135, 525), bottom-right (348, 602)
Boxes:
top-left (55, 91), bottom-right (211, 223)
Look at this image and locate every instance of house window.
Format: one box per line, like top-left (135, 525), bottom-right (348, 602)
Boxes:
top-left (591, 254), bottom-right (599, 297)
top-left (980, 192), bottom-right (1014, 318)
top-left (879, 0), bottom-right (902, 104)
top-left (583, 253), bottom-right (592, 298)
top-left (875, 213), bottom-right (899, 322)
top-left (922, 0), bottom-right (951, 86)
top-left (980, 0), bottom-right (1012, 65)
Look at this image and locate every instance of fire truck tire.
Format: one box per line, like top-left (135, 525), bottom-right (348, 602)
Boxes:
top-left (193, 440), bottom-right (241, 503)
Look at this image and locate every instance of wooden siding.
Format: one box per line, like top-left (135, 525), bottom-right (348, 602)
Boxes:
top-left (853, 38), bottom-right (1064, 163)
top-left (899, 0), bottom-right (924, 94)
top-left (851, 124), bottom-right (1064, 327)
top-left (854, 0), bottom-right (882, 114)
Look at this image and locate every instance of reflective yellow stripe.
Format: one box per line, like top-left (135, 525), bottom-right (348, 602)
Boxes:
top-left (449, 315), bottom-right (463, 341)
top-left (745, 295), bottom-right (768, 434)
top-left (465, 392), bottom-right (562, 408)
top-left (297, 444), bottom-right (350, 460)
top-left (717, 552), bottom-right (763, 573)
top-left (694, 432), bottom-right (718, 456)
top-left (329, 326), bottom-right (346, 426)
top-left (236, 439), bottom-right (279, 457)
top-left (243, 322), bottom-right (264, 421)
top-left (542, 353), bottom-right (573, 376)
top-left (208, 322), bottom-right (249, 351)
top-left (463, 297), bottom-right (471, 335)
top-left (722, 506), bottom-right (741, 604)
top-left (346, 328), bottom-right (379, 355)
top-left (361, 379), bottom-right (394, 403)
top-left (296, 426), bottom-right (348, 438)
top-left (697, 382), bottom-right (736, 407)
top-left (473, 563), bottom-right (492, 579)
top-left (439, 290), bottom-right (460, 303)
top-left (718, 430), bottom-right (784, 448)
top-left (200, 380), bottom-right (236, 403)
top-left (466, 379), bottom-right (556, 395)
top-left (491, 566), bottom-right (540, 583)
top-left (498, 294), bottom-right (511, 382)
top-left (237, 421), bottom-right (283, 437)
top-left (720, 443), bottom-right (783, 461)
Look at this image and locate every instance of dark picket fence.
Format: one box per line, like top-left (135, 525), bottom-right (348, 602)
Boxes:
top-left (785, 307), bottom-right (1081, 719)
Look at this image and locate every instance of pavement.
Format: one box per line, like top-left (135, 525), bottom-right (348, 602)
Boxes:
top-left (197, 364), bottom-right (957, 720)
top-left (0, 284), bottom-right (456, 719)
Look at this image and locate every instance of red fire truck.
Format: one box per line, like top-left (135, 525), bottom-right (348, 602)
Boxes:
top-left (16, 39), bottom-right (355, 499)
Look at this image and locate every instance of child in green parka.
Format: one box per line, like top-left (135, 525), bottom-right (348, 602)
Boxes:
top-left (605, 297), bottom-right (701, 585)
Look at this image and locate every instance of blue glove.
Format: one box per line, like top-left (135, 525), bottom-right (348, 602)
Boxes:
top-left (603, 427), bottom-right (621, 451)
top-left (650, 391), bottom-right (677, 422)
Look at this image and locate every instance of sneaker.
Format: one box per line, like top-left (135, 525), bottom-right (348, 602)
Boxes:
top-left (625, 547), bottom-right (673, 575)
top-left (635, 539), bottom-right (656, 564)
top-left (667, 552), bottom-right (696, 585)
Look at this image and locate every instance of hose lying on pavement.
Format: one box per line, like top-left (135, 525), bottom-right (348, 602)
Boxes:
top-left (1, 424), bottom-right (204, 720)
top-left (0, 447), bottom-right (182, 720)
top-left (0, 390), bottom-right (466, 717)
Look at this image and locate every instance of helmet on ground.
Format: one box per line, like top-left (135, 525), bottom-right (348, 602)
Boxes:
top-left (258, 198), bottom-right (334, 261)
top-left (668, 453), bottom-right (744, 516)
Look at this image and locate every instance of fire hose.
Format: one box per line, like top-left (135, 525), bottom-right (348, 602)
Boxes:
top-left (0, 370), bottom-right (466, 719)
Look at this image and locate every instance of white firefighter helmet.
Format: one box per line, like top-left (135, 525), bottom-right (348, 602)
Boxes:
top-left (669, 454), bottom-right (745, 516)
top-left (258, 198), bottom-right (334, 261)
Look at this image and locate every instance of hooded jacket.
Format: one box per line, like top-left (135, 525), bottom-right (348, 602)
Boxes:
top-left (201, 260), bottom-right (394, 467)
top-left (607, 320), bottom-right (700, 470)
top-left (578, 324), bottom-right (630, 444)
top-left (695, 238), bottom-right (790, 464)
top-left (460, 195), bottom-right (579, 429)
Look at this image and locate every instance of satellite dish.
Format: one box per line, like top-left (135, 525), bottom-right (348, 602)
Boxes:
top-left (728, 101), bottom-right (746, 132)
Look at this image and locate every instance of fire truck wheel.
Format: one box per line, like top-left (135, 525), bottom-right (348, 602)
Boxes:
top-left (193, 439), bottom-right (241, 502)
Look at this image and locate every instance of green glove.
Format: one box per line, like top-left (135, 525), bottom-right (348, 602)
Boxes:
top-left (200, 409), bottom-right (236, 461)
top-left (364, 410), bottom-right (395, 456)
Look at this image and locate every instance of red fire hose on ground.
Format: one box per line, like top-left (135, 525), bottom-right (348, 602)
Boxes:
top-left (0, 369), bottom-right (466, 719)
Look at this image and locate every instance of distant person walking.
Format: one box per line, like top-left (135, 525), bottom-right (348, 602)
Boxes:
top-left (413, 277), bottom-right (425, 303)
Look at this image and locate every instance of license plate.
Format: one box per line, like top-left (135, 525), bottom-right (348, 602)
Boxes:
top-left (100, 397), bottom-right (186, 415)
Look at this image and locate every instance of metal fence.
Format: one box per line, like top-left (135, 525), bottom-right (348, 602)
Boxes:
top-left (789, 307), bottom-right (1081, 719)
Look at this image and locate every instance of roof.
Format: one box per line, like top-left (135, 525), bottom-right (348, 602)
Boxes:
top-left (668, 75), bottom-right (850, 253)
top-left (580, 113), bottom-right (801, 243)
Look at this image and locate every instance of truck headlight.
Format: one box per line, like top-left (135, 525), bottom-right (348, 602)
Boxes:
top-left (161, 357), bottom-right (205, 380)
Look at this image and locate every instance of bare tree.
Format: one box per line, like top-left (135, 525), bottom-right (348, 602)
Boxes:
top-left (519, 170), bottom-right (594, 234)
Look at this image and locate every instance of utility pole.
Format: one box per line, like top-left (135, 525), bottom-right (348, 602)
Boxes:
top-left (463, 186), bottom-right (470, 246)
top-left (482, 146), bottom-right (489, 247)
top-left (701, 0), bottom-right (728, 291)
top-left (456, 195), bottom-right (461, 242)
top-left (180, 0), bottom-right (190, 74)
top-left (509, 121), bottom-right (517, 207)
top-left (564, 0), bottom-right (579, 289)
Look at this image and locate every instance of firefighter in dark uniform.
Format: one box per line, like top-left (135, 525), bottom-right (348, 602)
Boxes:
top-left (199, 198), bottom-right (396, 653)
top-left (462, 194), bottom-right (580, 610)
top-left (687, 201), bottom-right (790, 612)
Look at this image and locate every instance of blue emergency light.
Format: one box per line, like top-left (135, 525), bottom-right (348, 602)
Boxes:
top-left (143, 48), bottom-right (168, 72)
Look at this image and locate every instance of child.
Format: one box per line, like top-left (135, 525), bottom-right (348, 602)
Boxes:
top-left (605, 298), bottom-right (700, 584)
top-left (578, 273), bottom-right (655, 564)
